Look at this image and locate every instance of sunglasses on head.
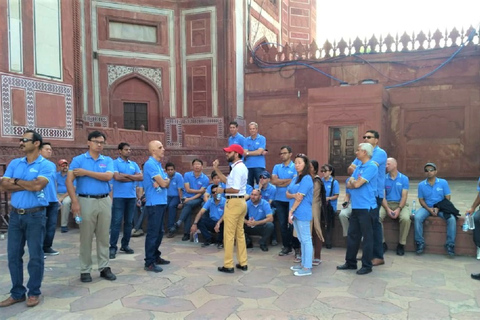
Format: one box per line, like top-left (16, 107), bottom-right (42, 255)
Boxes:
top-left (296, 153), bottom-right (307, 158)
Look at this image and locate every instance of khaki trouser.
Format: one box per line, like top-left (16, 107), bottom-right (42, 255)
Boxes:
top-left (339, 204), bottom-right (352, 237)
top-left (379, 201), bottom-right (411, 245)
top-left (78, 196), bottom-right (112, 273)
top-left (58, 193), bottom-right (72, 227)
top-left (223, 198), bottom-right (248, 268)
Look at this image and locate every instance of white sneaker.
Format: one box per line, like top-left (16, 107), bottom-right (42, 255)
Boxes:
top-left (477, 247), bottom-right (480, 260)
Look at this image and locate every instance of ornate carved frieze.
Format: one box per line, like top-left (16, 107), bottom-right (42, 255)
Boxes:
top-left (107, 64), bottom-right (162, 90)
top-left (0, 73), bottom-right (74, 140)
top-left (165, 117), bottom-right (224, 147)
top-left (83, 115), bottom-right (108, 127)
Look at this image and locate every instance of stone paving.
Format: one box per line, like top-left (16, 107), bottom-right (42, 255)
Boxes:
top-left (0, 179), bottom-right (479, 320)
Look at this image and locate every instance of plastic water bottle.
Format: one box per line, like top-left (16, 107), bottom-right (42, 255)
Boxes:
top-left (194, 232), bottom-right (199, 243)
top-left (75, 214), bottom-right (82, 224)
top-left (410, 200), bottom-right (416, 219)
top-left (468, 212), bottom-right (475, 230)
top-left (463, 214), bottom-right (469, 232)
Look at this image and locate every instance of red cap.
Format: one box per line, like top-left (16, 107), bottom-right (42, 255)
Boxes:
top-left (58, 159), bottom-right (68, 165)
top-left (223, 144), bottom-right (244, 155)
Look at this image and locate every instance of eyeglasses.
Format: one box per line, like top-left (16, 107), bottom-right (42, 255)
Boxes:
top-left (363, 136), bottom-right (375, 139)
top-left (279, 152), bottom-right (290, 155)
top-left (424, 168), bottom-right (436, 172)
top-left (90, 140), bottom-right (106, 145)
top-left (19, 138), bottom-right (34, 143)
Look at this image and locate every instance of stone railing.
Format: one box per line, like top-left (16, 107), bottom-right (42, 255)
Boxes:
top-left (248, 26), bottom-right (479, 64)
top-left (84, 124), bottom-right (164, 147)
top-left (183, 133), bottom-right (228, 149)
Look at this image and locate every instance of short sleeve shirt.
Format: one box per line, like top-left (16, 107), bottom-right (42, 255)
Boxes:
top-left (418, 178), bottom-right (451, 207)
top-left (202, 197), bottom-right (226, 221)
top-left (322, 176), bottom-right (340, 210)
top-left (351, 146), bottom-right (387, 198)
top-left (142, 156), bottom-right (168, 205)
top-left (167, 172), bottom-right (184, 197)
top-left (70, 152), bottom-right (114, 195)
top-left (246, 198), bottom-right (272, 221)
top-left (183, 171), bottom-right (209, 198)
top-left (226, 160), bottom-right (248, 195)
top-left (349, 160), bottom-right (378, 209)
top-left (43, 159), bottom-right (58, 202)
top-left (206, 182), bottom-right (226, 198)
top-left (56, 172), bottom-right (68, 194)
top-left (287, 175), bottom-right (314, 221)
top-left (254, 183), bottom-right (277, 202)
top-left (4, 155), bottom-right (53, 209)
top-left (229, 133), bottom-right (246, 147)
top-left (385, 171), bottom-right (409, 202)
top-left (272, 161), bottom-right (296, 202)
top-left (112, 157), bottom-right (141, 198)
top-left (244, 134), bottom-right (266, 169)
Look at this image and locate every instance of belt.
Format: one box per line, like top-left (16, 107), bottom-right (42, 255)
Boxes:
top-left (14, 206), bottom-right (46, 215)
top-left (226, 195), bottom-right (245, 199)
top-left (78, 194), bottom-right (109, 199)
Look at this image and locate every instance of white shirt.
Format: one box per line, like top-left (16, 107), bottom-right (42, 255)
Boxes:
top-left (226, 160), bottom-right (248, 196)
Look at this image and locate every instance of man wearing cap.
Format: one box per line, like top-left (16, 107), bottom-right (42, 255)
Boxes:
top-left (57, 159), bottom-right (73, 233)
top-left (66, 131), bottom-right (117, 283)
top-left (228, 121), bottom-right (246, 147)
top-left (414, 162), bottom-right (456, 256)
top-left (212, 144), bottom-right (248, 273)
top-left (255, 170), bottom-right (277, 245)
top-left (271, 145), bottom-right (297, 256)
top-left (0, 130), bottom-right (53, 308)
top-left (244, 189), bottom-right (274, 252)
top-left (244, 122), bottom-right (267, 187)
top-left (109, 142), bottom-right (143, 259)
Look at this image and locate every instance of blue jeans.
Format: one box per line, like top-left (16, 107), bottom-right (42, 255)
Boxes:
top-left (293, 219), bottom-right (313, 269)
top-left (8, 208), bottom-right (46, 299)
top-left (144, 205), bottom-right (166, 267)
top-left (110, 198), bottom-right (136, 251)
top-left (177, 198), bottom-right (203, 233)
top-left (372, 197), bottom-right (383, 259)
top-left (133, 204), bottom-right (146, 231)
top-left (275, 201), bottom-right (292, 249)
top-left (414, 207), bottom-right (456, 246)
top-left (167, 196), bottom-right (180, 229)
top-left (198, 215), bottom-right (223, 243)
top-left (43, 201), bottom-right (59, 250)
top-left (247, 167), bottom-right (264, 187)
top-left (346, 209), bottom-right (375, 269)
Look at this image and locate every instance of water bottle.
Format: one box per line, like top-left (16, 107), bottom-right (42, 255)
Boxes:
top-left (468, 212), bottom-right (475, 230)
top-left (463, 214), bottom-right (469, 232)
top-left (410, 200), bottom-right (416, 219)
top-left (194, 232), bottom-right (199, 243)
top-left (75, 214), bottom-right (82, 224)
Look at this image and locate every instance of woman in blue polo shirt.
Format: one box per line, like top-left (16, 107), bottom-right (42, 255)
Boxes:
top-left (286, 154), bottom-right (314, 276)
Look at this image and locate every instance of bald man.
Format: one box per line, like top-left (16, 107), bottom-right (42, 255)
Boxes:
top-left (379, 158), bottom-right (411, 256)
top-left (142, 140), bottom-right (171, 272)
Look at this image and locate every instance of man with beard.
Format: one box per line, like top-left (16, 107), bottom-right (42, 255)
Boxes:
top-left (57, 159), bottom-right (73, 233)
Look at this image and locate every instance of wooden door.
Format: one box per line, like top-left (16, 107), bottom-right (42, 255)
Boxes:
top-left (329, 126), bottom-right (358, 176)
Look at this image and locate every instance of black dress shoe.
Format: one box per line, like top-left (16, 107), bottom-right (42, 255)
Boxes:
top-left (471, 273), bottom-right (480, 280)
top-left (396, 243), bottom-right (405, 256)
top-left (120, 246), bottom-right (134, 254)
top-left (217, 266), bottom-right (234, 273)
top-left (336, 263), bottom-right (357, 270)
top-left (100, 267), bottom-right (117, 281)
top-left (201, 241), bottom-right (212, 247)
top-left (80, 273), bottom-right (92, 283)
top-left (182, 234), bottom-right (190, 241)
top-left (236, 263), bottom-right (248, 271)
top-left (156, 257), bottom-right (171, 265)
top-left (383, 242), bottom-right (388, 253)
top-left (260, 244), bottom-right (268, 252)
top-left (356, 267), bottom-right (372, 275)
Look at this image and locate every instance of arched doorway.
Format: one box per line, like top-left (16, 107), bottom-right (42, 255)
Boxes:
top-left (110, 76), bottom-right (162, 132)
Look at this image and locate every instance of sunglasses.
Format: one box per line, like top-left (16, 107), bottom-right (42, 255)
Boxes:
top-left (320, 170), bottom-right (326, 173)
top-left (363, 136), bottom-right (375, 139)
top-left (260, 176), bottom-right (268, 179)
top-left (424, 168), bottom-right (436, 172)
top-left (296, 153), bottom-right (307, 158)
top-left (19, 138), bottom-right (34, 143)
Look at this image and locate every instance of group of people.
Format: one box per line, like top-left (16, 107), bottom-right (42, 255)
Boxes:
top-left (1, 122), bottom-right (480, 308)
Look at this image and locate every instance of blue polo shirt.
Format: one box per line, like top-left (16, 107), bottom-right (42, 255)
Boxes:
top-left (229, 133), bottom-right (246, 147)
top-left (43, 159), bottom-right (58, 203)
top-left (4, 155), bottom-right (53, 209)
top-left (112, 157), bottom-right (141, 198)
top-left (254, 183), bottom-right (277, 202)
top-left (287, 175), bottom-right (313, 221)
top-left (183, 171), bottom-right (209, 198)
top-left (70, 152), bottom-right (114, 195)
top-left (246, 198), bottom-right (272, 221)
top-left (206, 182), bottom-right (226, 198)
top-left (202, 197), bottom-right (226, 221)
top-left (272, 161), bottom-right (296, 202)
top-left (385, 171), bottom-right (409, 202)
top-left (477, 177), bottom-right (480, 192)
top-left (352, 145), bottom-right (387, 198)
top-left (349, 160), bottom-right (378, 210)
top-left (56, 171), bottom-right (68, 193)
top-left (418, 178), bottom-right (451, 208)
top-left (322, 176), bottom-right (340, 210)
top-left (244, 134), bottom-right (266, 169)
top-left (143, 156), bottom-right (168, 205)
top-left (167, 172), bottom-right (184, 197)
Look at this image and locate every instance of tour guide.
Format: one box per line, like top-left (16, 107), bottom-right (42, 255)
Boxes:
top-left (213, 144), bottom-right (249, 273)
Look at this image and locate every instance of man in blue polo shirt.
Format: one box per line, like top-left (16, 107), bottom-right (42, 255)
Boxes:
top-left (338, 143), bottom-right (378, 275)
top-left (67, 131), bottom-right (116, 283)
top-left (191, 184), bottom-right (226, 248)
top-left (255, 171), bottom-right (277, 245)
top-left (40, 142), bottom-right (60, 257)
top-left (414, 162), bottom-right (456, 256)
top-left (56, 159), bottom-right (73, 233)
top-left (244, 122), bottom-right (267, 187)
top-left (348, 130), bottom-right (387, 266)
top-left (203, 171), bottom-right (226, 202)
top-left (244, 189), bottom-right (274, 252)
top-left (379, 158), bottom-right (411, 256)
top-left (109, 142), bottom-right (143, 259)
top-left (228, 120), bottom-right (246, 147)
top-left (0, 130), bottom-right (53, 308)
top-left (165, 162), bottom-right (184, 238)
top-left (271, 146), bottom-right (297, 256)
top-left (142, 140), bottom-right (171, 272)
top-left (171, 159), bottom-right (209, 241)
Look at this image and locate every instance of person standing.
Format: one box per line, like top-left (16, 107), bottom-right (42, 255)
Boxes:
top-left (66, 131), bottom-right (116, 283)
top-left (143, 140), bottom-right (171, 272)
top-left (213, 144), bottom-right (248, 273)
top-left (467, 177), bottom-right (480, 280)
top-left (310, 160), bottom-right (325, 266)
top-left (338, 143), bottom-right (378, 275)
top-left (244, 122), bottom-right (267, 186)
top-left (0, 130), bottom-right (53, 308)
top-left (228, 120), bottom-right (246, 147)
top-left (56, 159), bottom-right (73, 233)
top-left (321, 164), bottom-right (340, 249)
top-left (40, 142), bottom-right (60, 256)
top-left (109, 142), bottom-right (143, 259)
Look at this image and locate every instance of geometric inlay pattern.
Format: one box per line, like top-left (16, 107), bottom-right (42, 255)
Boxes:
top-left (164, 117), bottom-right (224, 147)
top-left (1, 72), bottom-right (74, 140)
top-left (107, 64), bottom-right (162, 90)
